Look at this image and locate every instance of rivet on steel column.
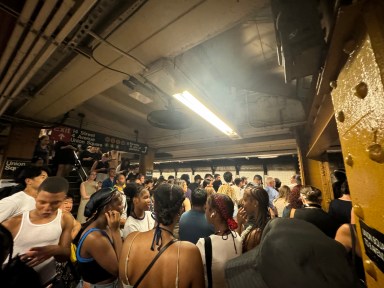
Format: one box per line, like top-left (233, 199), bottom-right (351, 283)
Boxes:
top-left (345, 153), bottom-right (353, 166)
top-left (354, 82), bottom-right (368, 99)
top-left (336, 111), bottom-right (345, 122)
top-left (364, 260), bottom-right (377, 281)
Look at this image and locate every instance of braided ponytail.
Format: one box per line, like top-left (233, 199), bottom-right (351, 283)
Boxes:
top-left (210, 194), bottom-right (238, 230)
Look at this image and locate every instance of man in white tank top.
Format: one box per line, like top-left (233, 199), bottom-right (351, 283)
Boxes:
top-left (2, 176), bottom-right (74, 286)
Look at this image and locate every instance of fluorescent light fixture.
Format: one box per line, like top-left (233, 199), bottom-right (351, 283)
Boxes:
top-left (173, 91), bottom-right (238, 137)
top-left (128, 91), bottom-right (153, 104)
top-left (257, 155), bottom-right (278, 159)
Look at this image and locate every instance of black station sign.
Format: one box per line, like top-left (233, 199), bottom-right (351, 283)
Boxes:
top-left (359, 219), bottom-right (384, 273)
top-left (1, 158), bottom-right (31, 179)
top-left (51, 126), bottom-right (148, 154)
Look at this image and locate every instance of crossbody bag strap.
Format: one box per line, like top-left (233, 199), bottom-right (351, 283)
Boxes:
top-left (349, 224), bottom-right (356, 265)
top-left (133, 239), bottom-right (177, 288)
top-left (204, 236), bottom-right (213, 288)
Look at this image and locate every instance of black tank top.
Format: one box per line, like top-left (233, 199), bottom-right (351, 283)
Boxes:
top-left (76, 228), bottom-right (114, 283)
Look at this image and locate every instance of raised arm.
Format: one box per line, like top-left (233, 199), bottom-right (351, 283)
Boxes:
top-left (236, 207), bottom-right (247, 235)
top-left (91, 160), bottom-right (98, 172)
top-left (84, 211), bottom-right (122, 277)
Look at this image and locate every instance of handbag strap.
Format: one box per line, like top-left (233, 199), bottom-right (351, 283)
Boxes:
top-left (349, 224), bottom-right (356, 265)
top-left (204, 236), bottom-right (213, 288)
top-left (133, 239), bottom-right (177, 288)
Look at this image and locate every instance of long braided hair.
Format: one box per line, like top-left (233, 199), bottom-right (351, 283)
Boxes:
top-left (242, 186), bottom-right (270, 252)
top-left (208, 194), bottom-right (239, 253)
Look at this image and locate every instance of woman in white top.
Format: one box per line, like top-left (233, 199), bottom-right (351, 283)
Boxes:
top-left (196, 194), bottom-right (242, 288)
top-left (123, 183), bottom-right (155, 238)
top-left (77, 171), bottom-right (98, 223)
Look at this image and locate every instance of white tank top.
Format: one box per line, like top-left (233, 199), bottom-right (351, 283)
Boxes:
top-left (13, 209), bottom-right (63, 285)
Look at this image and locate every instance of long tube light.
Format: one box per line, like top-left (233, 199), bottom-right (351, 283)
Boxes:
top-left (173, 91), bottom-right (238, 137)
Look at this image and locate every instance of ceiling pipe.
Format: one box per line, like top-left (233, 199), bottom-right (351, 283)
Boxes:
top-left (0, 0), bottom-right (59, 107)
top-left (0, 0), bottom-right (98, 117)
top-left (0, 0), bottom-right (62, 96)
top-left (0, 0), bottom-right (39, 74)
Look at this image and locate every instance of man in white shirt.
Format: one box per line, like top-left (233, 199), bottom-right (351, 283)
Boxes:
top-left (233, 178), bottom-right (244, 201)
top-left (0, 166), bottom-right (49, 223)
top-left (2, 176), bottom-right (73, 286)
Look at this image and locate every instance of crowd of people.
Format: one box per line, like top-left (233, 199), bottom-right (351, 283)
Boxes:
top-left (0, 141), bottom-right (364, 288)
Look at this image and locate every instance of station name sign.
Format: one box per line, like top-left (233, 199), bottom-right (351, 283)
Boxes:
top-left (51, 126), bottom-right (148, 155)
top-left (2, 158), bottom-right (31, 179)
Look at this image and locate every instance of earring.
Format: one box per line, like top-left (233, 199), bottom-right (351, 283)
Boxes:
top-left (211, 212), bottom-right (215, 217)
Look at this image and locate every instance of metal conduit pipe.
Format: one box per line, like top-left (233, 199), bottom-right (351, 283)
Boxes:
top-left (0, 0), bottom-right (98, 117)
top-left (2, 0), bottom-right (71, 98)
top-left (0, 0), bottom-right (39, 108)
top-left (0, 0), bottom-right (60, 95)
top-left (0, 0), bottom-right (38, 73)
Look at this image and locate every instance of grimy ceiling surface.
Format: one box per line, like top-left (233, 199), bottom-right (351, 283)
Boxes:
top-left (0, 0), bottom-right (326, 161)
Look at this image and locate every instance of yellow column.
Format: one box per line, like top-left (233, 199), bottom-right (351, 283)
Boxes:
top-left (331, 1), bottom-right (384, 285)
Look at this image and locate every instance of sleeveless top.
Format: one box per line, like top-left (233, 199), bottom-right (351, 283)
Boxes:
top-left (122, 233), bottom-right (181, 288)
top-left (76, 228), bottom-right (115, 284)
top-left (13, 209), bottom-right (63, 285)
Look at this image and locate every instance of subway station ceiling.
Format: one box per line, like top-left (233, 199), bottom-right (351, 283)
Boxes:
top-left (0, 0), bottom-right (334, 161)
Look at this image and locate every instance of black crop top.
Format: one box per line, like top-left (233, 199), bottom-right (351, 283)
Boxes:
top-left (76, 228), bottom-right (115, 283)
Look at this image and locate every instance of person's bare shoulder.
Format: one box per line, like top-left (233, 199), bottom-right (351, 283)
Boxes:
top-left (61, 210), bottom-right (75, 225)
top-left (179, 240), bottom-right (201, 254)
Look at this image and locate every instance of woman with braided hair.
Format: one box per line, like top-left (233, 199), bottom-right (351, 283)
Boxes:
top-left (237, 186), bottom-right (271, 253)
top-left (119, 183), bottom-right (204, 288)
top-left (196, 194), bottom-right (242, 288)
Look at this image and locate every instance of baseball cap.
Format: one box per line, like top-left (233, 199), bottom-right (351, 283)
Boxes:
top-left (225, 218), bottom-right (358, 288)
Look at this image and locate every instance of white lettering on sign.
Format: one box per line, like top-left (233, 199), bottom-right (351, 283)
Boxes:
top-left (80, 131), bottom-right (96, 137)
top-left (363, 238), bottom-right (384, 262)
top-left (4, 160), bottom-right (28, 171)
top-left (54, 127), bottom-right (72, 134)
top-left (362, 229), bottom-right (384, 251)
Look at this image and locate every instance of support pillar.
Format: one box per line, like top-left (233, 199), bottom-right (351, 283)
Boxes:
top-left (139, 148), bottom-right (155, 178)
